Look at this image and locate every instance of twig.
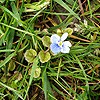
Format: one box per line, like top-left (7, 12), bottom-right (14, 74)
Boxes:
top-left (89, 18), bottom-right (100, 28)
top-left (82, 0), bottom-right (87, 5)
top-left (78, 0), bottom-right (84, 14)
top-left (87, 64), bottom-right (100, 74)
top-left (44, 48), bottom-right (50, 53)
top-left (69, 35), bottom-right (90, 42)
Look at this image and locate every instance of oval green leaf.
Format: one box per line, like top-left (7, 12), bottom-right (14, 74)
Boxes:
top-left (42, 36), bottom-right (51, 47)
top-left (8, 60), bottom-right (16, 71)
top-left (33, 67), bottom-right (41, 78)
top-left (63, 28), bottom-right (73, 35)
top-left (24, 49), bottom-right (37, 63)
top-left (39, 50), bottom-right (51, 63)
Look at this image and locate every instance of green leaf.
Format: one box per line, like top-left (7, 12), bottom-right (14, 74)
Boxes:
top-left (42, 69), bottom-right (48, 100)
top-left (54, 0), bottom-right (80, 20)
top-left (17, 72), bottom-right (22, 81)
top-left (65, 0), bottom-right (77, 6)
top-left (0, 82), bottom-right (24, 100)
top-left (0, 0), bottom-right (5, 3)
top-left (42, 67), bottom-right (55, 100)
top-left (28, 67), bottom-right (41, 78)
top-left (10, 2), bottom-right (22, 26)
top-left (24, 49), bottom-right (37, 63)
top-left (42, 36), bottom-right (51, 47)
top-left (24, 0), bottom-right (50, 12)
top-left (24, 57), bottom-right (39, 100)
top-left (33, 67), bottom-right (41, 78)
top-left (57, 29), bottom-right (62, 34)
top-left (0, 52), bottom-right (16, 68)
top-left (63, 28), bottom-right (73, 35)
top-left (39, 50), bottom-right (51, 63)
top-left (8, 60), bottom-right (16, 71)
top-left (0, 5), bottom-right (24, 26)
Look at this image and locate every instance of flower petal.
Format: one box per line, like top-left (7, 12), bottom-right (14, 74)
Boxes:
top-left (61, 32), bottom-right (68, 41)
top-left (50, 43), bottom-right (61, 54)
top-left (62, 41), bottom-right (72, 47)
top-left (61, 46), bottom-right (70, 53)
top-left (51, 34), bottom-right (60, 43)
top-left (61, 41), bottom-right (71, 53)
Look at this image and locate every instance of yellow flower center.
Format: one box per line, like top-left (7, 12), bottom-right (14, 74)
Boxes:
top-left (58, 41), bottom-right (63, 47)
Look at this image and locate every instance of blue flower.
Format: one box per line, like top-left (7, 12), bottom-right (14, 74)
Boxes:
top-left (50, 33), bottom-right (72, 54)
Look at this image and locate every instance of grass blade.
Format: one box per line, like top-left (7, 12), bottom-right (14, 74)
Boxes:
top-left (0, 52), bottom-right (16, 68)
top-left (54, 0), bottom-right (80, 20)
top-left (0, 82), bottom-right (24, 100)
top-left (24, 57), bottom-right (39, 100)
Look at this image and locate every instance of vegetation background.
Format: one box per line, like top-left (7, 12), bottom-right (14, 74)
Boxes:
top-left (0, 0), bottom-right (100, 100)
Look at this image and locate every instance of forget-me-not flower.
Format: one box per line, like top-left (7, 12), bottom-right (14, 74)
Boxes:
top-left (50, 33), bottom-right (72, 54)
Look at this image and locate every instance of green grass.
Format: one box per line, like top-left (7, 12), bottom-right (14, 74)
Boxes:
top-left (0, 0), bottom-right (100, 100)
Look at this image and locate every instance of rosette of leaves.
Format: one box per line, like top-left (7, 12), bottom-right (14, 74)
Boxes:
top-left (39, 50), bottom-right (51, 63)
top-left (42, 36), bottom-right (51, 47)
top-left (24, 49), bottom-right (37, 63)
